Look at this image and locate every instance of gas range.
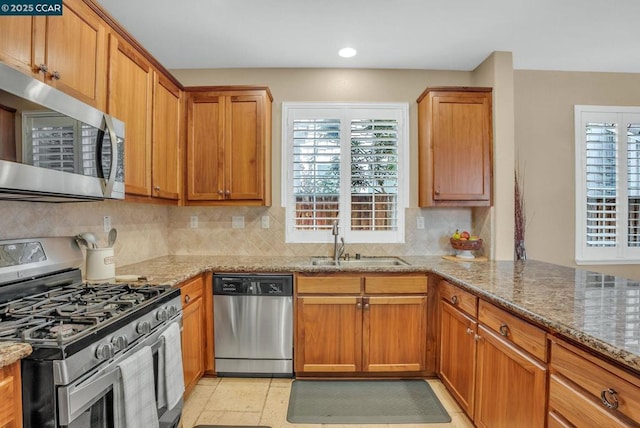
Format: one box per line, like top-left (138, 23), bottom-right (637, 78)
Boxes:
top-left (0, 237), bottom-right (183, 428)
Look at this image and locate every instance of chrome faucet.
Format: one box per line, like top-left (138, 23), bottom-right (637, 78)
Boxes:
top-left (332, 220), bottom-right (345, 263)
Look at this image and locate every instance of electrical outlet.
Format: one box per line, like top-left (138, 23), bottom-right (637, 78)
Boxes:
top-left (232, 216), bottom-right (245, 229)
top-left (103, 216), bottom-right (111, 232)
top-left (190, 215), bottom-right (198, 229)
top-left (261, 216), bottom-right (270, 229)
top-left (416, 216), bottom-right (425, 230)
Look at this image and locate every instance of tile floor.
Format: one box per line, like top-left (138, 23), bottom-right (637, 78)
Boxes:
top-left (182, 377), bottom-right (474, 428)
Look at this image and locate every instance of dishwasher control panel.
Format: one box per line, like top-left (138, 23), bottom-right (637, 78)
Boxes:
top-left (213, 274), bottom-right (293, 296)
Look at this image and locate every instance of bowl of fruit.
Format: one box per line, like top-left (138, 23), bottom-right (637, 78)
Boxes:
top-left (450, 230), bottom-right (483, 259)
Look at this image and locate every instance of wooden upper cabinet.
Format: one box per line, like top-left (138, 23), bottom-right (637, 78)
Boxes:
top-left (152, 73), bottom-right (182, 201)
top-left (0, 0), bottom-right (107, 109)
top-left (417, 87), bottom-right (492, 207)
top-left (186, 87), bottom-right (272, 206)
top-left (107, 34), bottom-right (153, 197)
top-left (0, 16), bottom-right (36, 76)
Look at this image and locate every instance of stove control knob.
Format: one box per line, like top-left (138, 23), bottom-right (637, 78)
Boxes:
top-left (96, 343), bottom-right (115, 360)
top-left (156, 308), bottom-right (168, 322)
top-left (111, 335), bottom-right (129, 351)
top-left (167, 305), bottom-right (178, 317)
top-left (136, 321), bottom-right (151, 334)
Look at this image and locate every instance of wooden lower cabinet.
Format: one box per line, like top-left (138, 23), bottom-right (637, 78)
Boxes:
top-left (437, 279), bottom-right (547, 427)
top-left (439, 299), bottom-right (477, 417)
top-left (548, 337), bottom-right (640, 427)
top-left (179, 275), bottom-right (205, 396)
top-left (295, 274), bottom-right (428, 375)
top-left (474, 325), bottom-right (547, 428)
top-left (0, 360), bottom-right (22, 428)
top-left (295, 295), bottom-right (362, 372)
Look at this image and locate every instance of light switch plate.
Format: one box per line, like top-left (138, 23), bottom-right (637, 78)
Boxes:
top-left (103, 216), bottom-right (111, 232)
top-left (190, 215), bottom-right (198, 229)
top-left (232, 216), bottom-right (245, 229)
top-left (416, 216), bottom-right (425, 230)
top-left (261, 216), bottom-right (270, 229)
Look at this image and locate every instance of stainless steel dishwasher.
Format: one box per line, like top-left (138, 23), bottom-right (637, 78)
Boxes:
top-left (213, 273), bottom-right (293, 376)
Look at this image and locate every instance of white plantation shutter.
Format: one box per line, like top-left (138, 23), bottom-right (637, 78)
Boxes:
top-left (628, 123), bottom-right (640, 247)
top-left (575, 106), bottom-right (640, 263)
top-left (292, 119), bottom-right (341, 231)
top-left (283, 103), bottom-right (408, 243)
top-left (350, 119), bottom-right (398, 232)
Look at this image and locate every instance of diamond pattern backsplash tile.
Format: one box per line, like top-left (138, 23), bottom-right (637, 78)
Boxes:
top-left (0, 201), bottom-right (474, 267)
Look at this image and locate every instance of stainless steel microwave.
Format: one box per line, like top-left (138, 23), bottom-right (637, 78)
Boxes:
top-left (0, 62), bottom-right (124, 202)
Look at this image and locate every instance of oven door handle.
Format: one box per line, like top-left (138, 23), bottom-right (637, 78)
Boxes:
top-left (58, 318), bottom-right (181, 426)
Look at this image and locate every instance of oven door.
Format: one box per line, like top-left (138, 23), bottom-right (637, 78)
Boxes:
top-left (57, 319), bottom-right (183, 428)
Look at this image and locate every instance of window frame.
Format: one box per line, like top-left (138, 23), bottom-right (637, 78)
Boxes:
top-left (575, 105), bottom-right (640, 264)
top-left (282, 102), bottom-right (409, 244)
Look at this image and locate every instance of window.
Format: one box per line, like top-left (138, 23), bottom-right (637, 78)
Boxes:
top-left (282, 103), bottom-right (409, 243)
top-left (575, 106), bottom-right (640, 263)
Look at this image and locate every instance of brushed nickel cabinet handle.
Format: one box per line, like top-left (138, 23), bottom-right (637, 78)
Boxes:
top-left (499, 324), bottom-right (510, 337)
top-left (217, 189), bottom-right (224, 194)
top-left (185, 294), bottom-right (191, 304)
top-left (356, 301), bottom-right (362, 309)
top-left (466, 327), bottom-right (474, 335)
top-left (601, 388), bottom-right (619, 409)
top-left (225, 190), bottom-right (230, 195)
top-left (38, 64), bottom-right (48, 74)
top-left (154, 185), bottom-right (160, 192)
top-left (474, 334), bottom-right (482, 342)
top-left (51, 71), bottom-right (61, 80)
top-left (451, 295), bottom-right (458, 305)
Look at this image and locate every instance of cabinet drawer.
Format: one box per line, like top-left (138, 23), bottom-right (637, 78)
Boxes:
top-left (478, 300), bottom-right (547, 362)
top-left (439, 280), bottom-right (477, 317)
top-left (551, 339), bottom-right (640, 423)
top-left (365, 276), bottom-right (427, 294)
top-left (297, 276), bottom-right (361, 294)
top-left (549, 374), bottom-right (636, 427)
top-left (180, 276), bottom-right (203, 306)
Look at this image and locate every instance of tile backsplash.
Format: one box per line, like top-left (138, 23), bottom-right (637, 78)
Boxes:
top-left (0, 200), bottom-right (473, 267)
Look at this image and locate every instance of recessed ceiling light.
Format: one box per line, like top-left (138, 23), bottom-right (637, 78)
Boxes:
top-left (338, 47), bottom-right (357, 58)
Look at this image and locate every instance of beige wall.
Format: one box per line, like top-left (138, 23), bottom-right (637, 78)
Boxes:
top-left (514, 70), bottom-right (640, 280)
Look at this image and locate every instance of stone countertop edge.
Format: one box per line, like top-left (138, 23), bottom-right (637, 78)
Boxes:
top-left (116, 255), bottom-right (640, 374)
top-left (0, 341), bottom-right (32, 368)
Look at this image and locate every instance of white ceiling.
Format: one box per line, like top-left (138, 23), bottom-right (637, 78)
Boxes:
top-left (96, 0), bottom-right (640, 73)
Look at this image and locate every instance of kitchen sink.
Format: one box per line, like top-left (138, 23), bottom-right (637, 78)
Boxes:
top-left (310, 256), bottom-right (410, 267)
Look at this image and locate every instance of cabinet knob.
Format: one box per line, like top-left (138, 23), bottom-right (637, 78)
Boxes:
top-left (435, 189), bottom-right (441, 195)
top-left (217, 189), bottom-right (224, 195)
top-left (466, 327), bottom-right (474, 335)
top-left (51, 71), bottom-right (61, 80)
top-left (37, 64), bottom-right (48, 74)
top-left (225, 190), bottom-right (230, 195)
top-left (450, 295), bottom-right (458, 305)
top-left (356, 301), bottom-right (362, 309)
top-left (474, 334), bottom-right (482, 342)
top-left (600, 388), bottom-right (619, 409)
top-left (185, 294), bottom-right (191, 304)
top-left (154, 185), bottom-right (161, 192)
top-left (499, 323), bottom-right (510, 337)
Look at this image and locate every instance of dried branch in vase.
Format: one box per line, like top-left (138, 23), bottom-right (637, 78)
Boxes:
top-left (515, 168), bottom-right (527, 260)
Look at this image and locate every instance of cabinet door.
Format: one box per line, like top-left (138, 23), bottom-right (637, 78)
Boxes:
top-left (225, 95), bottom-right (265, 200)
top-left (439, 300), bottom-right (477, 417)
top-left (39, 0), bottom-right (107, 109)
top-left (295, 296), bottom-right (362, 373)
top-left (108, 35), bottom-right (153, 197)
top-left (182, 295), bottom-right (204, 395)
top-left (187, 94), bottom-right (225, 200)
top-left (0, 361), bottom-right (22, 428)
top-left (475, 325), bottom-right (547, 428)
top-left (152, 74), bottom-right (181, 200)
top-left (0, 16), bottom-right (36, 76)
top-left (363, 295), bottom-right (427, 372)
top-left (431, 92), bottom-right (491, 203)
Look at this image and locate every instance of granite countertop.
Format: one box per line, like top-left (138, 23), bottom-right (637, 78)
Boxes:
top-left (0, 342), bottom-right (32, 368)
top-left (117, 255), bottom-right (640, 374)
